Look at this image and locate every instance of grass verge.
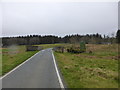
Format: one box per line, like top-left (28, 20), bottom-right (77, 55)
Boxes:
top-left (54, 44), bottom-right (118, 88)
top-left (2, 45), bottom-right (38, 76)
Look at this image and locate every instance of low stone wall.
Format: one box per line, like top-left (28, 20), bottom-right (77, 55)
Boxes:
top-left (26, 45), bottom-right (43, 51)
top-left (53, 46), bottom-right (65, 53)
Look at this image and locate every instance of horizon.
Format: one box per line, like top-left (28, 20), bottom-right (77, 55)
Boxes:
top-left (1, 32), bottom-right (117, 38)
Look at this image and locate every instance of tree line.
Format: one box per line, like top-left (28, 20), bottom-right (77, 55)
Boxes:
top-left (2, 31), bottom-right (119, 47)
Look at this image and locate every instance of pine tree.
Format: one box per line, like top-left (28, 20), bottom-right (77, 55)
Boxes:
top-left (116, 30), bottom-right (120, 43)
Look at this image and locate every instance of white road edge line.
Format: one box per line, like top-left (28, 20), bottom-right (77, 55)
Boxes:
top-left (51, 50), bottom-right (65, 89)
top-left (0, 51), bottom-right (41, 79)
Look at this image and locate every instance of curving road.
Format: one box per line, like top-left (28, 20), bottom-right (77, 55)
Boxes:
top-left (2, 48), bottom-right (64, 88)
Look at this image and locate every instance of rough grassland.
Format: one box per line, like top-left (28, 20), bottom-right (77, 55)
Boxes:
top-left (35, 43), bottom-right (71, 49)
top-left (1, 45), bottom-right (38, 76)
top-left (54, 44), bottom-right (118, 88)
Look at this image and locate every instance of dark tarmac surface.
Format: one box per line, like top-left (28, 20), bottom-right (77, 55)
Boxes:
top-left (2, 49), bottom-right (61, 88)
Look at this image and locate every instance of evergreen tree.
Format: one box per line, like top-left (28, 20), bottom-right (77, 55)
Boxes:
top-left (116, 30), bottom-right (120, 43)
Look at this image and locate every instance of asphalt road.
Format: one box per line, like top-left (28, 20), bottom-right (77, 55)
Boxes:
top-left (2, 49), bottom-right (63, 88)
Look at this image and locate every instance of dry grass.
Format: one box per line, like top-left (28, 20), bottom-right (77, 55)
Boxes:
top-left (86, 44), bottom-right (118, 53)
top-left (54, 44), bottom-right (118, 88)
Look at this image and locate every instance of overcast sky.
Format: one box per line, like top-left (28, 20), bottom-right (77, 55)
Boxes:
top-left (0, 0), bottom-right (118, 37)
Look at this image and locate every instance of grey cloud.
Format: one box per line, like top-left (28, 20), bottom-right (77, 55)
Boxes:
top-left (2, 2), bottom-right (118, 37)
